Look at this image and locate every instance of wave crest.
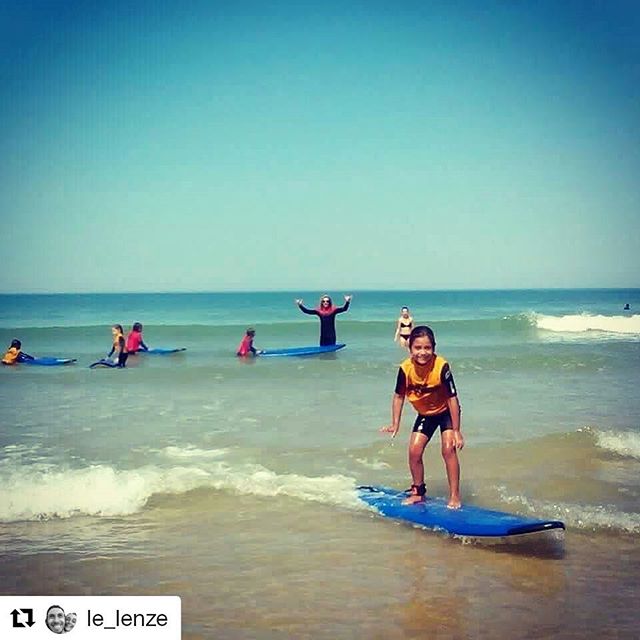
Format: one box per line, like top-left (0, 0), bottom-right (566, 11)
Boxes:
top-left (0, 455), bottom-right (362, 523)
top-left (593, 429), bottom-right (640, 460)
top-left (534, 313), bottom-right (640, 336)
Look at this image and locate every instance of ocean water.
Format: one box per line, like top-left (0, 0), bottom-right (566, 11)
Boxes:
top-left (1, 289), bottom-right (639, 639)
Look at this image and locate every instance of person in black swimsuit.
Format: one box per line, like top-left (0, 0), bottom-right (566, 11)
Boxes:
top-left (295, 294), bottom-right (352, 346)
top-left (394, 306), bottom-right (413, 349)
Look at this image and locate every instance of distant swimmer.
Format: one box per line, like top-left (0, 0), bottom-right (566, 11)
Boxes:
top-left (1, 339), bottom-right (34, 365)
top-left (126, 322), bottom-right (149, 354)
top-left (394, 306), bottom-right (413, 349)
top-left (295, 294), bottom-right (352, 346)
top-left (624, 303), bottom-right (630, 310)
top-left (236, 327), bottom-right (262, 357)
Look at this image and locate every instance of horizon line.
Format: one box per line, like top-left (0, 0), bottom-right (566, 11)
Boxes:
top-left (1, 286), bottom-right (639, 295)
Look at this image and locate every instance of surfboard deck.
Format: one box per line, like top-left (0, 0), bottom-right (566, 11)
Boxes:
top-left (259, 343), bottom-right (346, 357)
top-left (141, 347), bottom-right (187, 355)
top-left (23, 357), bottom-right (77, 366)
top-left (357, 485), bottom-right (565, 538)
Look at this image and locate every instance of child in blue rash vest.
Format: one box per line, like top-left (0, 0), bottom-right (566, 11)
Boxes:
top-left (295, 294), bottom-right (352, 346)
top-left (380, 325), bottom-right (464, 509)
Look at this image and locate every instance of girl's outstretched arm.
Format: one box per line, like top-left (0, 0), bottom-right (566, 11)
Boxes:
top-left (380, 393), bottom-right (405, 438)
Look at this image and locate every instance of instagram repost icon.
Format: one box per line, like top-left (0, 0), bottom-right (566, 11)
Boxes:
top-left (45, 605), bottom-right (76, 634)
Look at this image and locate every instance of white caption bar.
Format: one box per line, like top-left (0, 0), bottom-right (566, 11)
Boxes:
top-left (1, 596), bottom-right (180, 639)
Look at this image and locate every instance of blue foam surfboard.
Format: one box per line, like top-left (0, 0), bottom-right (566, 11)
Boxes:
top-left (259, 343), bottom-right (346, 357)
top-left (357, 485), bottom-right (565, 538)
top-left (22, 357), bottom-right (77, 366)
top-left (140, 347), bottom-right (186, 355)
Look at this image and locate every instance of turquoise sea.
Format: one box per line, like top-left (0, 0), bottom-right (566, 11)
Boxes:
top-left (1, 289), bottom-right (639, 639)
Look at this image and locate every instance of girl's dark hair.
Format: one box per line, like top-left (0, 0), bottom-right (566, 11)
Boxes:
top-left (408, 325), bottom-right (436, 348)
top-left (11, 339), bottom-right (21, 349)
top-left (113, 324), bottom-right (124, 333)
top-left (133, 322), bottom-right (143, 332)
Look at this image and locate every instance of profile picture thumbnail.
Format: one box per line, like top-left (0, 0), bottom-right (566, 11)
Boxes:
top-left (45, 605), bottom-right (77, 634)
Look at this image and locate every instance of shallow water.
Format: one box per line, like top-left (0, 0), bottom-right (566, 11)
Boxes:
top-left (1, 289), bottom-right (639, 638)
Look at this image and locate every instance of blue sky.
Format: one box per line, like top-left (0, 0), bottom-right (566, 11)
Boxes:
top-left (1, 0), bottom-right (639, 293)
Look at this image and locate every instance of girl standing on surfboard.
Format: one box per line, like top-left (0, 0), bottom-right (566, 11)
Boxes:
top-left (380, 325), bottom-right (464, 508)
top-left (295, 294), bottom-right (352, 346)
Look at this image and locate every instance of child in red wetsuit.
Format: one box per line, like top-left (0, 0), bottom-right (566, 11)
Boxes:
top-left (380, 325), bottom-right (464, 509)
top-left (236, 328), bottom-right (261, 357)
top-left (126, 322), bottom-right (149, 354)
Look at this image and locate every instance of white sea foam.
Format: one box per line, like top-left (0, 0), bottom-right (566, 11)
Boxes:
top-left (499, 491), bottom-right (640, 535)
top-left (594, 430), bottom-right (640, 460)
top-left (0, 464), bottom-right (211, 522)
top-left (0, 455), bottom-right (362, 522)
top-left (353, 457), bottom-right (391, 470)
top-left (534, 313), bottom-right (640, 336)
top-left (207, 465), bottom-right (361, 508)
top-left (160, 445), bottom-right (230, 459)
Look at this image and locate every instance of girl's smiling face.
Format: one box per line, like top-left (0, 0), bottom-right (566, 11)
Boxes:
top-left (409, 335), bottom-right (434, 366)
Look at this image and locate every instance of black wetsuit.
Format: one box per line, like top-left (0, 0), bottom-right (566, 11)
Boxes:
top-left (107, 334), bottom-right (128, 368)
top-left (298, 300), bottom-right (351, 346)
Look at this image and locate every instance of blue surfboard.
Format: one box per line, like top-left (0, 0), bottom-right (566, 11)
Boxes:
top-left (259, 344), bottom-right (346, 357)
top-left (23, 357), bottom-right (77, 366)
top-left (140, 347), bottom-right (186, 355)
top-left (357, 485), bottom-right (565, 539)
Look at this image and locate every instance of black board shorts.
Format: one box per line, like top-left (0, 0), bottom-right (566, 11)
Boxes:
top-left (412, 410), bottom-right (452, 440)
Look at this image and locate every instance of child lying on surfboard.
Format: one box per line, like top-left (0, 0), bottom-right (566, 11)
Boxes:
top-left (380, 325), bottom-right (464, 509)
top-left (2, 339), bottom-right (34, 365)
